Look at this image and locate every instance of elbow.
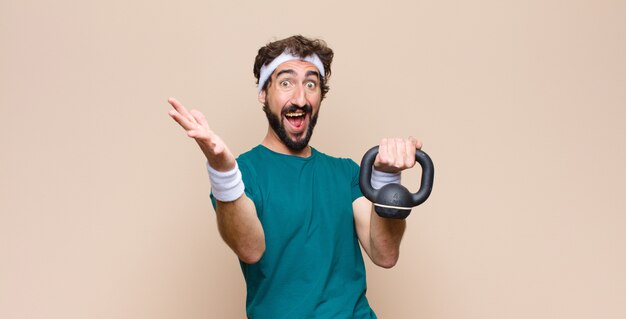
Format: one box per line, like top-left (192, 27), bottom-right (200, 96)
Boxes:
top-left (238, 245), bottom-right (266, 264)
top-left (240, 252), bottom-right (263, 264)
top-left (374, 256), bottom-right (399, 269)
top-left (372, 249), bottom-right (400, 269)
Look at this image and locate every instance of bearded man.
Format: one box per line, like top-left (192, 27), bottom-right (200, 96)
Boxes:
top-left (168, 35), bottom-right (423, 319)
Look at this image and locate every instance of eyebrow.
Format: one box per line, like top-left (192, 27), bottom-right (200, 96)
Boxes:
top-left (274, 69), bottom-right (321, 79)
top-left (305, 70), bottom-right (320, 79)
top-left (275, 69), bottom-right (297, 78)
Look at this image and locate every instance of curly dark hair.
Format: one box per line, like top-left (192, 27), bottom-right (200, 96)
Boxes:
top-left (253, 35), bottom-right (334, 99)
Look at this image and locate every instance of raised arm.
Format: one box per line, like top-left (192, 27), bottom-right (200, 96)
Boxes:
top-left (353, 137), bottom-right (422, 268)
top-left (168, 97), bottom-right (265, 263)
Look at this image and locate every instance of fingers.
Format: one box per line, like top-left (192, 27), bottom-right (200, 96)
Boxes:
top-left (377, 138), bottom-right (388, 165)
top-left (375, 138), bottom-right (401, 172)
top-left (169, 108), bottom-right (196, 130)
top-left (383, 138), bottom-right (413, 166)
top-left (393, 138), bottom-right (406, 167)
top-left (168, 97), bottom-right (204, 131)
top-left (168, 97), bottom-right (211, 134)
top-left (168, 98), bottom-right (216, 150)
top-left (190, 109), bottom-right (209, 128)
top-left (388, 139), bottom-right (398, 166)
top-left (168, 97), bottom-right (196, 123)
top-left (409, 136), bottom-right (423, 150)
top-left (375, 137), bottom-right (424, 172)
top-left (167, 97), bottom-right (234, 168)
top-left (404, 139), bottom-right (414, 167)
top-left (391, 138), bottom-right (414, 168)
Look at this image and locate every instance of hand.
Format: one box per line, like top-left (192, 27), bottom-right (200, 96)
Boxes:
top-left (167, 97), bottom-right (236, 172)
top-left (373, 137), bottom-right (423, 174)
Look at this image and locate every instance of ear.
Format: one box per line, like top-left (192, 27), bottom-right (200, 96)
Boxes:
top-left (258, 90), bottom-right (266, 104)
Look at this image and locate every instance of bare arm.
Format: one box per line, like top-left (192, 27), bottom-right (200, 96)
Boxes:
top-left (353, 197), bottom-right (406, 268)
top-left (168, 97), bottom-right (265, 263)
top-left (353, 137), bottom-right (422, 268)
top-left (215, 195), bottom-right (265, 263)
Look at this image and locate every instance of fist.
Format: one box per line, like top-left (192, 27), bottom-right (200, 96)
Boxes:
top-left (374, 137), bottom-right (423, 174)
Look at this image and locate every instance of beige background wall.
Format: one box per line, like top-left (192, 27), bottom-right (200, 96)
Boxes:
top-left (1, 0), bottom-right (625, 318)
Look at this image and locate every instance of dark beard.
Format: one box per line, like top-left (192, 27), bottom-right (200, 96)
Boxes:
top-left (263, 103), bottom-right (319, 151)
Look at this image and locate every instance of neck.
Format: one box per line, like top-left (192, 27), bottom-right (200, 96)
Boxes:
top-left (262, 127), bottom-right (312, 157)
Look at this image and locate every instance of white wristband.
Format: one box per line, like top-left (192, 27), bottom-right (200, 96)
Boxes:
top-left (206, 162), bottom-right (245, 202)
top-left (371, 167), bottom-right (401, 190)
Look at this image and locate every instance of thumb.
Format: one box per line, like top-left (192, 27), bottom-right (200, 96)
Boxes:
top-left (409, 136), bottom-right (423, 150)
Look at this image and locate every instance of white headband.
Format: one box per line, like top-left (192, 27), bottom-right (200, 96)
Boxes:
top-left (257, 51), bottom-right (325, 93)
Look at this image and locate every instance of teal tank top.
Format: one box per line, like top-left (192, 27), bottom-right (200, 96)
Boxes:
top-left (215, 145), bottom-right (377, 319)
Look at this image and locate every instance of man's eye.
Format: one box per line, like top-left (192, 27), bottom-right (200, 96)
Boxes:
top-left (306, 81), bottom-right (316, 89)
top-left (280, 80), bottom-right (290, 87)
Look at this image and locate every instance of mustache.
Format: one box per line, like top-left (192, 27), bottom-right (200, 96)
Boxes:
top-left (282, 104), bottom-right (312, 115)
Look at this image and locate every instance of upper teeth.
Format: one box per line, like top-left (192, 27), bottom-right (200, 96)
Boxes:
top-left (286, 112), bottom-right (305, 117)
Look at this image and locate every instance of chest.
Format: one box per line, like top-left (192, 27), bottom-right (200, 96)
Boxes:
top-left (256, 161), bottom-right (355, 241)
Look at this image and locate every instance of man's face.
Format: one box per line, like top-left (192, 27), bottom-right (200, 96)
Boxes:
top-left (259, 60), bottom-right (323, 151)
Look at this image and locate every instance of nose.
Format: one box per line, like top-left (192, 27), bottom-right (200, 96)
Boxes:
top-left (290, 84), bottom-right (307, 107)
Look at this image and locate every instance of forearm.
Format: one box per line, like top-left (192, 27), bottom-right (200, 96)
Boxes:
top-left (363, 137), bottom-right (422, 268)
top-left (368, 206), bottom-right (406, 268)
top-left (216, 195), bottom-right (265, 264)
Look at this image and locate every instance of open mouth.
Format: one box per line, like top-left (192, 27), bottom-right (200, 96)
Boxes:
top-left (284, 110), bottom-right (308, 130)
